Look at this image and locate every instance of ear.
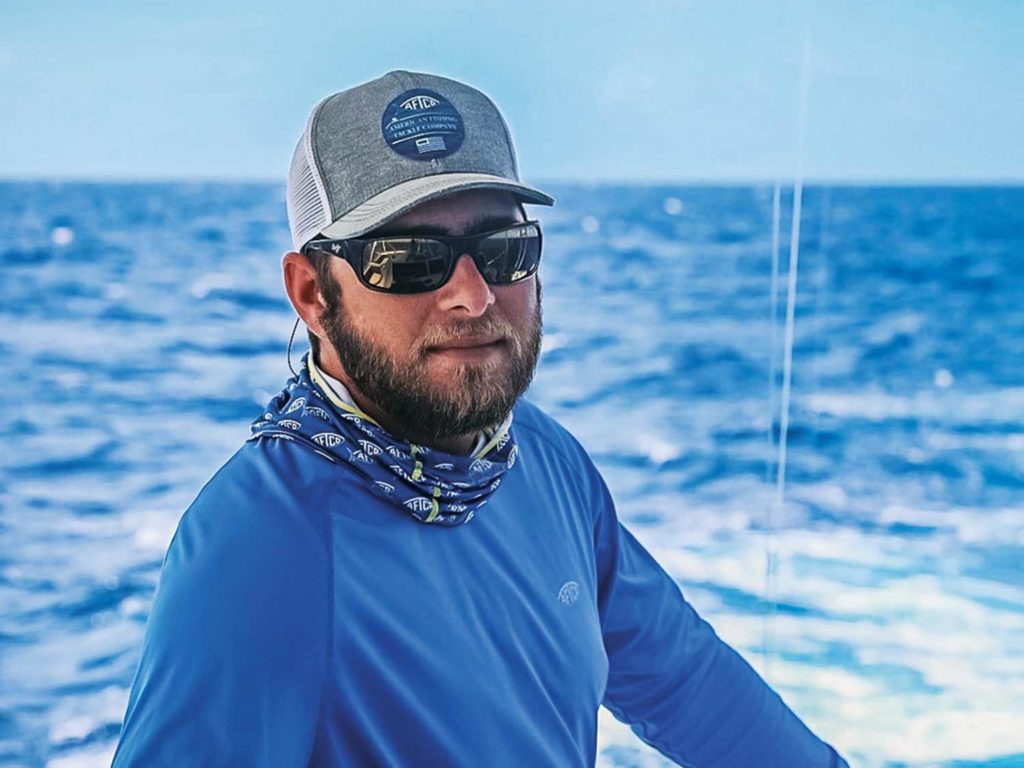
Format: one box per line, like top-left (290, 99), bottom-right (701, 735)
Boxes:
top-left (282, 251), bottom-right (326, 339)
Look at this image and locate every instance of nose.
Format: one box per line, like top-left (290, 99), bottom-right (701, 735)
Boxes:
top-left (436, 253), bottom-right (495, 316)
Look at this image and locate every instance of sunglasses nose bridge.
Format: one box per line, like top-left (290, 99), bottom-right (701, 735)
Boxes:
top-left (438, 252), bottom-right (495, 315)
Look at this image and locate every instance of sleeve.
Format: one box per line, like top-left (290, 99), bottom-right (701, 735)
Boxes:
top-left (111, 463), bottom-right (332, 767)
top-left (592, 470), bottom-right (849, 768)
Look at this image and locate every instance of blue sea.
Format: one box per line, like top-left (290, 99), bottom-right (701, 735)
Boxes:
top-left (1, 181), bottom-right (1022, 767)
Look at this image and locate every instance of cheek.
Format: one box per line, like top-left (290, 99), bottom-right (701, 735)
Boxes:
top-left (340, 282), bottom-right (432, 355)
top-left (494, 278), bottom-right (539, 322)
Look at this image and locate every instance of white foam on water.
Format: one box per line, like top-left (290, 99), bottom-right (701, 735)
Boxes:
top-left (926, 429), bottom-right (1024, 453)
top-left (663, 196), bottom-right (683, 215)
top-left (118, 596), bottom-right (150, 618)
top-left (632, 432), bottom-right (682, 465)
top-left (105, 282), bottom-right (127, 300)
top-left (47, 743), bottom-right (117, 768)
top-left (805, 386), bottom-right (1024, 423)
top-left (129, 509), bottom-right (180, 553)
top-left (933, 367), bottom-right (955, 388)
top-left (189, 271), bottom-right (237, 299)
top-left (862, 311), bottom-right (926, 345)
top-left (877, 502), bottom-right (1024, 546)
top-left (608, 521), bottom-right (1024, 766)
top-left (608, 231), bottom-right (690, 260)
top-left (50, 226), bottom-right (74, 246)
top-left (596, 707), bottom-right (674, 767)
top-left (540, 331), bottom-right (570, 355)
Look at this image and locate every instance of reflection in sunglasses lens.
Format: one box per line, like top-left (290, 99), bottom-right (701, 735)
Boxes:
top-left (358, 224), bottom-right (540, 293)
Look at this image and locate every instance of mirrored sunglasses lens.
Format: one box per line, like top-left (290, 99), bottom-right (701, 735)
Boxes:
top-left (477, 224), bottom-right (542, 284)
top-left (361, 238), bottom-right (451, 292)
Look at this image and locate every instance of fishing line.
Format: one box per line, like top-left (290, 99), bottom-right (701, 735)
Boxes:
top-left (766, 180), bottom-right (783, 486)
top-left (763, 181), bottom-right (783, 671)
top-left (763, 25), bottom-right (812, 677)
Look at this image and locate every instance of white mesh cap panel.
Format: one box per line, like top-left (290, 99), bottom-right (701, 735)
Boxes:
top-left (286, 104), bottom-right (333, 251)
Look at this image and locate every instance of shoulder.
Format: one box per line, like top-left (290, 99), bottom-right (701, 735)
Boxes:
top-left (514, 397), bottom-right (582, 449)
top-left (512, 397), bottom-right (602, 479)
top-left (187, 436), bottom-right (334, 526)
top-left (199, 433), bottom-right (335, 502)
top-left (512, 398), bottom-right (621, 528)
top-left (164, 437), bottom-right (335, 588)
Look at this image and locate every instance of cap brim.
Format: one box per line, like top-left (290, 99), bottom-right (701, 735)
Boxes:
top-left (319, 172), bottom-right (555, 240)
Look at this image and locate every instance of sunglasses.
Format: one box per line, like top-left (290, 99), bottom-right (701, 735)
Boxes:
top-left (303, 220), bottom-right (543, 295)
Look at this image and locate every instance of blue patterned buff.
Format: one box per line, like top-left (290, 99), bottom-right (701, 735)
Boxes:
top-left (248, 353), bottom-right (519, 526)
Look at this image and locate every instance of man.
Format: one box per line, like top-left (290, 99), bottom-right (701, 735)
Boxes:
top-left (112, 70), bottom-right (849, 767)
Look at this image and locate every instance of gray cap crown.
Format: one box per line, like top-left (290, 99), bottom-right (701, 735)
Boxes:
top-left (286, 70), bottom-right (553, 251)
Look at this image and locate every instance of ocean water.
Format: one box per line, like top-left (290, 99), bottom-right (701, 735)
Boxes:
top-left (1, 181), bottom-right (1021, 767)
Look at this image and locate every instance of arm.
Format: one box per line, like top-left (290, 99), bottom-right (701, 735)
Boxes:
top-left (593, 472), bottom-right (848, 767)
top-left (112, 455), bottom-right (331, 767)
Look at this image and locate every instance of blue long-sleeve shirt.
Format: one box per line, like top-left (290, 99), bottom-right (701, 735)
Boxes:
top-left (112, 396), bottom-right (847, 767)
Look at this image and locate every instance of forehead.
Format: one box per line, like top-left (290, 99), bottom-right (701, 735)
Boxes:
top-left (377, 189), bottom-right (523, 235)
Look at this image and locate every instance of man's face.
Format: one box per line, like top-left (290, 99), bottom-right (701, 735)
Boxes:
top-left (316, 189), bottom-right (543, 444)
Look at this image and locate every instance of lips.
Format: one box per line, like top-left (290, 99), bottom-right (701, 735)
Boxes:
top-left (429, 336), bottom-right (505, 351)
top-left (426, 336), bottom-right (508, 359)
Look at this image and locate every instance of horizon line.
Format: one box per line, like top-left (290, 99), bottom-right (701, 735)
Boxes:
top-left (1, 174), bottom-right (1023, 188)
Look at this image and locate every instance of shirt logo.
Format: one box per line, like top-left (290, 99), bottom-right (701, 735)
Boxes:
top-left (557, 581), bottom-right (580, 606)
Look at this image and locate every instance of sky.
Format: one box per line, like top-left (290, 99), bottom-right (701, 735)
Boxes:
top-left (1, 0), bottom-right (1022, 183)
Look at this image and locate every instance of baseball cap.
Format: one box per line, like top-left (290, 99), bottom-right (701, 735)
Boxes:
top-left (286, 70), bottom-right (555, 252)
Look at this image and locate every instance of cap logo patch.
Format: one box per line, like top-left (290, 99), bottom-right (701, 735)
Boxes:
top-left (382, 88), bottom-right (465, 161)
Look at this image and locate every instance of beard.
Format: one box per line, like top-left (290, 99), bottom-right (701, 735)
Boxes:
top-left (318, 278), bottom-right (543, 445)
